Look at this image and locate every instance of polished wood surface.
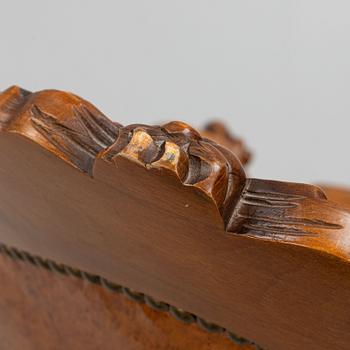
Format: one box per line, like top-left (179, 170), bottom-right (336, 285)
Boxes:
top-left (0, 251), bottom-right (256, 350)
top-left (322, 185), bottom-right (350, 211)
top-left (1, 86), bottom-right (350, 350)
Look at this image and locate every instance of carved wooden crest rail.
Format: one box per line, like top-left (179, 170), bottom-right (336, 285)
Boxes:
top-left (0, 86), bottom-right (350, 350)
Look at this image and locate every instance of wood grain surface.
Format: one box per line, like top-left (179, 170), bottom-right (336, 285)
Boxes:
top-left (1, 86), bottom-right (350, 350)
top-left (322, 185), bottom-right (350, 212)
top-left (0, 250), bottom-right (257, 350)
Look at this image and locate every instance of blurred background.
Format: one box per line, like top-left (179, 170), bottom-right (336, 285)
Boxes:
top-left (1, 0), bottom-right (349, 184)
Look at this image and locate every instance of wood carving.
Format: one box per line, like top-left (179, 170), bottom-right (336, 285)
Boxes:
top-left (1, 85), bottom-right (350, 350)
top-left (200, 121), bottom-right (251, 166)
top-left (0, 86), bottom-right (121, 175)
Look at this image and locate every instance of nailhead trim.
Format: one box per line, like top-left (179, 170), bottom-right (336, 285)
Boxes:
top-left (0, 243), bottom-right (264, 349)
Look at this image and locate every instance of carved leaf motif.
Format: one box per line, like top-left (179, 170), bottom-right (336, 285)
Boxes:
top-left (228, 179), bottom-right (343, 239)
top-left (30, 104), bottom-right (120, 175)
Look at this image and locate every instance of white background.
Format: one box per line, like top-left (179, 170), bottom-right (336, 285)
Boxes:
top-left (1, 0), bottom-right (349, 185)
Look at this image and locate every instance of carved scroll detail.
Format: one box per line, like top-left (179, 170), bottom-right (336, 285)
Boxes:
top-left (0, 86), bottom-right (346, 250)
top-left (101, 121), bottom-right (247, 222)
